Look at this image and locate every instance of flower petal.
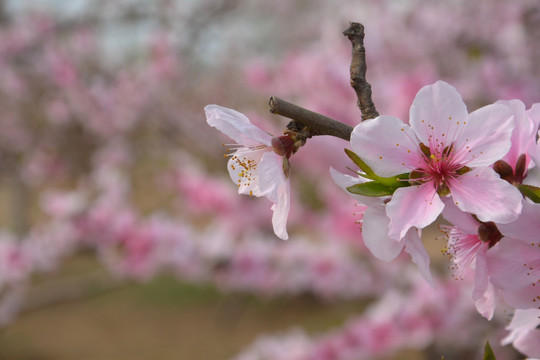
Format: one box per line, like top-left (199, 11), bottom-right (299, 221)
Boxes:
top-left (404, 229), bottom-right (435, 288)
top-left (456, 103), bottom-right (514, 167)
top-left (498, 201), bottom-right (540, 242)
top-left (205, 104), bottom-right (272, 146)
top-left (497, 100), bottom-right (535, 169)
top-left (449, 167), bottom-right (522, 224)
top-left (472, 250), bottom-right (496, 320)
top-left (487, 237), bottom-right (539, 309)
top-left (409, 81), bottom-right (468, 151)
top-left (350, 116), bottom-right (421, 177)
top-left (362, 204), bottom-right (405, 261)
top-left (271, 180), bottom-right (290, 240)
top-left (258, 152), bottom-right (286, 202)
top-left (386, 183), bottom-right (445, 240)
top-left (440, 197), bottom-right (479, 235)
top-left (227, 148), bottom-right (268, 196)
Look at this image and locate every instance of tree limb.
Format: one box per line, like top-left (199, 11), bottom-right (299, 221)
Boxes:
top-left (343, 22), bottom-right (379, 121)
top-left (269, 97), bottom-right (352, 141)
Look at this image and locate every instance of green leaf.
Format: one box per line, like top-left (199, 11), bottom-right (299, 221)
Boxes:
top-left (344, 148), bottom-right (410, 187)
top-left (344, 148), bottom-right (377, 179)
top-left (347, 181), bottom-right (396, 197)
top-left (517, 184), bottom-right (540, 203)
top-left (483, 341), bottom-right (496, 360)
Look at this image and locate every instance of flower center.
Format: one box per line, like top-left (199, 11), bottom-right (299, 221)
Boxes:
top-left (412, 142), bottom-right (468, 195)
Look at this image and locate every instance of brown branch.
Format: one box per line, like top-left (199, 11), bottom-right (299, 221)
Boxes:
top-left (343, 22), bottom-right (379, 121)
top-left (269, 97), bottom-right (353, 141)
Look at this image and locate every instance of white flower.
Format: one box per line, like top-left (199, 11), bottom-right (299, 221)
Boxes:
top-left (205, 104), bottom-right (292, 240)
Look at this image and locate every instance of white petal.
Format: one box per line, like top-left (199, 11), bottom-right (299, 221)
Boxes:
top-left (271, 181), bottom-right (290, 240)
top-left (227, 148), bottom-right (269, 197)
top-left (205, 104), bottom-right (272, 146)
top-left (257, 152), bottom-right (286, 202)
top-left (362, 204), bottom-right (405, 261)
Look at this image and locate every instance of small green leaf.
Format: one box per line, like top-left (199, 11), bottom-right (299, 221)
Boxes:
top-left (344, 148), bottom-right (378, 179)
top-left (483, 341), bottom-right (496, 360)
top-left (517, 184), bottom-right (540, 203)
top-left (347, 181), bottom-right (396, 197)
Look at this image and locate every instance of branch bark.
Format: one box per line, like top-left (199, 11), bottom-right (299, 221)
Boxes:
top-left (343, 22), bottom-right (379, 121)
top-left (269, 97), bottom-right (352, 141)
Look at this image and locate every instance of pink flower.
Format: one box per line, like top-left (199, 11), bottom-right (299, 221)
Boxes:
top-left (351, 81), bottom-right (522, 240)
top-left (440, 199), bottom-right (497, 319)
top-left (205, 104), bottom-right (292, 240)
top-left (441, 199), bottom-right (540, 318)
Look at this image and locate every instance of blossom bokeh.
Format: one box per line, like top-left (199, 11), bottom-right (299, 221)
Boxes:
top-left (0, 0), bottom-right (538, 359)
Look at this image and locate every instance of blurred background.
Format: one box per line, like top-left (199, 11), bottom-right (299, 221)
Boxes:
top-left (0, 0), bottom-right (538, 359)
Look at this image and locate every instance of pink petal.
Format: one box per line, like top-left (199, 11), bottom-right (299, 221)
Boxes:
top-left (386, 183), bottom-right (445, 240)
top-left (501, 285), bottom-right (540, 310)
top-left (502, 309), bottom-right (540, 358)
top-left (512, 329), bottom-right (540, 359)
top-left (487, 237), bottom-right (539, 308)
top-left (404, 229), bottom-right (435, 287)
top-left (205, 104), bottom-right (272, 146)
top-left (362, 205), bottom-right (405, 261)
top-left (350, 116), bottom-right (421, 177)
top-left (457, 103), bottom-right (514, 167)
top-left (409, 81), bottom-right (468, 150)
top-left (474, 282), bottom-right (497, 320)
top-left (472, 250), bottom-right (496, 320)
top-left (498, 201), bottom-right (540, 242)
top-left (449, 167), bottom-right (522, 224)
top-left (271, 181), bottom-right (290, 240)
top-left (498, 100), bottom-right (535, 169)
top-left (527, 103), bottom-right (540, 167)
top-left (440, 197), bottom-right (479, 235)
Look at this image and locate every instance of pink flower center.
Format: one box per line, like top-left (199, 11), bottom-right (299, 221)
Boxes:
top-left (412, 143), bottom-right (469, 194)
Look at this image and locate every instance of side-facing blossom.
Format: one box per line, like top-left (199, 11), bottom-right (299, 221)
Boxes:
top-left (350, 81), bottom-right (522, 240)
top-left (441, 199), bottom-right (540, 318)
top-left (205, 104), bottom-right (292, 240)
top-left (494, 100), bottom-right (540, 184)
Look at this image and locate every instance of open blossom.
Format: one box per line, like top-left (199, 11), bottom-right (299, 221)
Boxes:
top-left (351, 81), bottom-right (522, 240)
top-left (205, 104), bottom-right (292, 240)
